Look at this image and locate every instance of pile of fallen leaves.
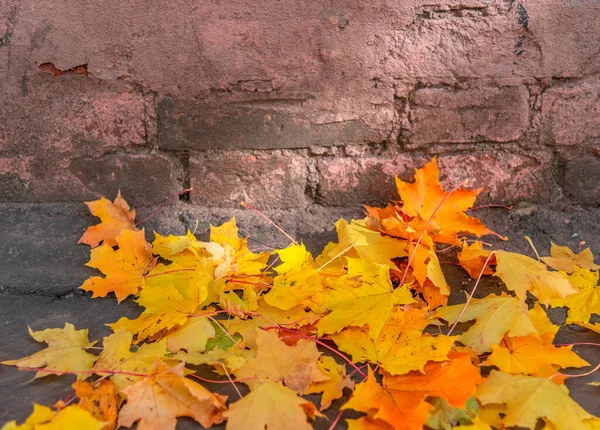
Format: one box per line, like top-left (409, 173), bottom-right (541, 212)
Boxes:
top-left (2, 158), bottom-right (599, 430)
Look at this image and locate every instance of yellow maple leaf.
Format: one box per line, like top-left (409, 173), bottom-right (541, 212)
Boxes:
top-left (273, 243), bottom-right (314, 274)
top-left (336, 218), bottom-right (408, 265)
top-left (435, 294), bottom-right (539, 354)
top-left (346, 417), bottom-right (395, 429)
top-left (117, 360), bottom-right (227, 430)
top-left (204, 218), bottom-right (269, 280)
top-left (73, 379), bottom-right (117, 430)
top-left (3, 404), bottom-right (106, 430)
top-left (235, 329), bottom-right (328, 394)
top-left (528, 303), bottom-right (560, 344)
top-left (1, 323), bottom-right (97, 380)
top-left (476, 370), bottom-right (597, 430)
top-left (109, 282), bottom-right (202, 342)
top-left (453, 416), bottom-right (493, 430)
top-left (316, 257), bottom-right (415, 339)
top-left (551, 268), bottom-right (600, 324)
top-left (264, 265), bottom-right (323, 311)
top-left (78, 191), bottom-right (137, 248)
top-left (80, 229), bottom-right (157, 302)
top-left (485, 334), bottom-right (589, 380)
top-left (342, 368), bottom-right (433, 430)
top-left (304, 355), bottom-right (355, 410)
top-left (93, 330), bottom-right (166, 393)
top-left (332, 308), bottom-right (456, 375)
top-left (225, 379), bottom-right (315, 430)
top-left (495, 250), bottom-right (576, 304)
top-left (152, 230), bottom-right (208, 266)
top-left (166, 316), bottom-right (215, 353)
top-left (542, 242), bottom-right (599, 273)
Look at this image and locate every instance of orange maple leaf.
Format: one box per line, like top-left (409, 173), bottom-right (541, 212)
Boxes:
top-left (383, 351), bottom-right (484, 408)
top-left (458, 241), bottom-right (495, 278)
top-left (342, 368), bottom-right (433, 430)
top-left (366, 158), bottom-right (496, 245)
top-left (80, 229), bottom-right (157, 302)
top-left (73, 379), bottom-right (117, 430)
top-left (78, 191), bottom-right (137, 248)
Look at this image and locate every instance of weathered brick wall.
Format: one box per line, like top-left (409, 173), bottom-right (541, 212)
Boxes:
top-left (1, 0), bottom-right (599, 209)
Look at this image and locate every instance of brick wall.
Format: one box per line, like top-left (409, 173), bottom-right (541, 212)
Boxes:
top-left (0, 0), bottom-right (599, 209)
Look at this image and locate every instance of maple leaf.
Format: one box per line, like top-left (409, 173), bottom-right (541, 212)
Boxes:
top-left (365, 158), bottom-right (495, 245)
top-left (332, 308), bottom-right (456, 375)
top-left (73, 379), bottom-right (117, 430)
top-left (93, 330), bottom-right (166, 393)
top-left (78, 191), bottom-right (137, 248)
top-left (166, 316), bottom-right (215, 353)
top-left (152, 230), bottom-right (208, 265)
top-left (495, 250), bottom-right (576, 304)
top-left (551, 267), bottom-right (600, 324)
top-left (485, 334), bottom-right (589, 381)
top-left (435, 294), bottom-right (540, 354)
top-left (1, 322), bottom-right (97, 380)
top-left (476, 370), bottom-right (597, 430)
top-left (405, 243), bottom-right (450, 305)
top-left (342, 368), bottom-right (433, 430)
top-left (117, 360), bottom-right (227, 430)
top-left (3, 404), bottom-right (107, 430)
top-left (452, 416), bottom-right (493, 430)
top-left (225, 379), bottom-right (315, 430)
top-left (316, 257), bottom-right (415, 339)
top-left (109, 282), bottom-right (201, 342)
top-left (346, 417), bottom-right (395, 429)
top-left (458, 241), bottom-right (495, 278)
top-left (176, 347), bottom-right (249, 374)
top-left (335, 218), bottom-right (409, 265)
top-left (80, 229), bottom-right (157, 302)
top-left (304, 355), bottom-right (355, 410)
top-left (273, 242), bottom-right (314, 273)
top-left (528, 303), bottom-right (560, 344)
top-left (235, 329), bottom-right (328, 394)
top-left (541, 242), bottom-right (599, 273)
top-left (264, 265), bottom-right (323, 311)
top-left (204, 218), bottom-right (269, 279)
top-left (383, 352), bottom-right (484, 408)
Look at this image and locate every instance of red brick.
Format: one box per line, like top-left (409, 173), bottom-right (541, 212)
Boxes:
top-left (407, 85), bottom-right (530, 145)
top-left (316, 155), bottom-right (417, 206)
top-left (316, 151), bottom-right (551, 207)
top-left (385, 14), bottom-right (541, 79)
top-left (189, 154), bottom-right (308, 208)
top-left (0, 74), bottom-right (154, 157)
top-left (435, 151), bottom-right (552, 203)
top-left (563, 154), bottom-right (600, 205)
top-left (541, 79), bottom-right (600, 146)
top-left (158, 98), bottom-right (383, 151)
top-left (0, 153), bottom-right (182, 206)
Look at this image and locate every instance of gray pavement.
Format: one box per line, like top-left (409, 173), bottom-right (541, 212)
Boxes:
top-left (1, 202), bottom-right (599, 428)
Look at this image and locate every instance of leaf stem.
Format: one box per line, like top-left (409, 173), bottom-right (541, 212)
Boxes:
top-left (222, 363), bottom-right (243, 399)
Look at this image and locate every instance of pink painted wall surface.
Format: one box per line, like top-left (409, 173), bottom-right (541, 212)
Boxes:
top-left (0, 0), bottom-right (598, 207)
